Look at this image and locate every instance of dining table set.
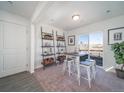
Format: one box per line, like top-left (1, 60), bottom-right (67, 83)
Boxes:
top-left (63, 52), bottom-right (96, 88)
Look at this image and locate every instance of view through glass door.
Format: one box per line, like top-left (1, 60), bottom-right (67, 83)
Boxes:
top-left (79, 32), bottom-right (103, 67)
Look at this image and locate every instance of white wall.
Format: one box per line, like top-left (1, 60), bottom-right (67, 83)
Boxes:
top-left (34, 23), bottom-right (65, 69)
top-left (0, 10), bottom-right (29, 26)
top-left (66, 15), bottom-right (124, 70)
top-left (0, 10), bottom-right (30, 71)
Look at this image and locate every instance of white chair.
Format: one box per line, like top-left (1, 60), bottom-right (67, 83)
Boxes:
top-left (68, 60), bottom-right (75, 76)
top-left (62, 58), bottom-right (74, 75)
top-left (85, 59), bottom-right (96, 79)
top-left (78, 59), bottom-right (96, 88)
top-left (63, 56), bottom-right (96, 88)
top-left (62, 59), bottom-right (68, 72)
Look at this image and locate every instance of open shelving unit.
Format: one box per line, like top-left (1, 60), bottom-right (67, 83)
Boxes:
top-left (41, 27), bottom-right (56, 69)
top-left (56, 31), bottom-right (66, 64)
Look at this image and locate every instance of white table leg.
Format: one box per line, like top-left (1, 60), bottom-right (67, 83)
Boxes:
top-left (77, 64), bottom-right (80, 86)
top-left (91, 62), bottom-right (96, 80)
top-left (87, 66), bottom-right (91, 88)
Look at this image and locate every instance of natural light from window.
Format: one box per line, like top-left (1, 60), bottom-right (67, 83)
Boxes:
top-left (79, 32), bottom-right (103, 66)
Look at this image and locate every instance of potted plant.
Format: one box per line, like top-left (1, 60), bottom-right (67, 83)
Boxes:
top-left (111, 41), bottom-right (124, 78)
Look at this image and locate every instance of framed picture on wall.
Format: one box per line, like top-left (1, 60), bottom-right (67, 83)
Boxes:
top-left (68, 35), bottom-right (75, 46)
top-left (108, 27), bottom-right (124, 45)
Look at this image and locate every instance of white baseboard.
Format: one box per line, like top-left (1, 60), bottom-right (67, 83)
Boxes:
top-left (35, 65), bottom-right (43, 69)
top-left (104, 66), bottom-right (115, 72)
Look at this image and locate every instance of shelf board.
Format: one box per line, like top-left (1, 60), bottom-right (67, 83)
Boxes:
top-left (42, 32), bottom-right (53, 35)
top-left (56, 35), bottom-right (64, 37)
top-left (56, 52), bottom-right (66, 54)
top-left (56, 46), bottom-right (66, 47)
top-left (57, 40), bottom-right (65, 41)
top-left (41, 54), bottom-right (55, 56)
top-left (42, 38), bottom-right (54, 40)
top-left (41, 46), bottom-right (54, 47)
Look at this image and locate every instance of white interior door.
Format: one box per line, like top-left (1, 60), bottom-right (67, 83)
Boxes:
top-left (0, 21), bottom-right (27, 78)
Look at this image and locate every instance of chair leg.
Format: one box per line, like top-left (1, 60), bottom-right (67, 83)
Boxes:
top-left (87, 67), bottom-right (91, 88)
top-left (78, 76), bottom-right (80, 86)
top-left (63, 61), bottom-right (66, 72)
top-left (92, 63), bottom-right (96, 80)
top-left (68, 62), bottom-right (71, 76)
top-left (93, 65), bottom-right (96, 80)
top-left (77, 65), bottom-right (80, 86)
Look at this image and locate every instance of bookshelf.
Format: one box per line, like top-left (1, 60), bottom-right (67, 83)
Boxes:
top-left (41, 27), bottom-right (56, 69)
top-left (56, 31), bottom-right (66, 64)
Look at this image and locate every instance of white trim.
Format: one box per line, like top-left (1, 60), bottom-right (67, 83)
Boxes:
top-left (105, 66), bottom-right (114, 72)
top-left (35, 65), bottom-right (43, 69)
top-left (29, 24), bottom-right (35, 74)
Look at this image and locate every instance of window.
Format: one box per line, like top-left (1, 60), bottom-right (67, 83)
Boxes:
top-left (79, 32), bottom-right (103, 66)
top-left (79, 34), bottom-right (89, 54)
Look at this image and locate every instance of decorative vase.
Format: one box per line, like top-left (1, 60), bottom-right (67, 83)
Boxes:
top-left (116, 69), bottom-right (124, 79)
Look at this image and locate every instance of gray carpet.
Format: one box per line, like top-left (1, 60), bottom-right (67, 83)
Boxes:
top-left (33, 64), bottom-right (124, 92)
top-left (0, 72), bottom-right (44, 92)
top-left (1, 65), bottom-right (124, 92)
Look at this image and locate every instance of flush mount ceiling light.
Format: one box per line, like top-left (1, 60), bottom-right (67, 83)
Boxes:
top-left (106, 10), bottom-right (111, 13)
top-left (72, 15), bottom-right (80, 21)
top-left (8, 1), bottom-right (13, 5)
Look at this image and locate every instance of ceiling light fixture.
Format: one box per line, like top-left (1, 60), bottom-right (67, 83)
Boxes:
top-left (8, 1), bottom-right (13, 5)
top-left (106, 10), bottom-right (111, 13)
top-left (72, 15), bottom-right (80, 21)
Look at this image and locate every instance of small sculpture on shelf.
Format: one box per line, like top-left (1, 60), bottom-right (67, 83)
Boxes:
top-left (61, 49), bottom-right (63, 53)
top-left (49, 48), bottom-right (52, 54)
top-left (43, 51), bottom-right (47, 55)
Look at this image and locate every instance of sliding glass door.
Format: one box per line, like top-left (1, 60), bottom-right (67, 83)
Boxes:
top-left (89, 32), bottom-right (103, 66)
top-left (79, 34), bottom-right (89, 61)
top-left (79, 34), bottom-right (89, 53)
top-left (79, 32), bottom-right (103, 66)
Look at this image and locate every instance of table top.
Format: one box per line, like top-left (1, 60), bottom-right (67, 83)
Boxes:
top-left (80, 60), bottom-right (95, 66)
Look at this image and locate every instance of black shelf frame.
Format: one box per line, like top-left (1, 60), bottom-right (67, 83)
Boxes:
top-left (57, 40), bottom-right (65, 41)
top-left (41, 54), bottom-right (55, 56)
top-left (41, 27), bottom-right (56, 69)
top-left (41, 46), bottom-right (55, 47)
top-left (42, 38), bottom-right (54, 40)
top-left (56, 52), bottom-right (66, 54)
top-left (56, 46), bottom-right (66, 47)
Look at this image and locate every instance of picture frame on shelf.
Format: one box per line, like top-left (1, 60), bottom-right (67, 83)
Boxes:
top-left (108, 27), bottom-right (124, 45)
top-left (68, 35), bottom-right (75, 46)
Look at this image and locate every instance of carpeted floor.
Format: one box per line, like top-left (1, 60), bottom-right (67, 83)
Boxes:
top-left (34, 64), bottom-right (124, 92)
top-left (0, 72), bottom-right (44, 92)
top-left (0, 64), bottom-right (124, 92)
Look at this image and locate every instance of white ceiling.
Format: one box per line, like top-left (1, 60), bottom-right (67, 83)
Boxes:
top-left (38, 1), bottom-right (124, 31)
top-left (0, 1), bottom-right (39, 19)
top-left (0, 1), bottom-right (124, 31)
